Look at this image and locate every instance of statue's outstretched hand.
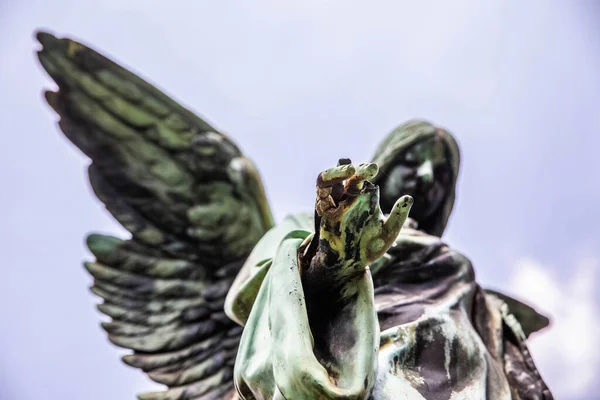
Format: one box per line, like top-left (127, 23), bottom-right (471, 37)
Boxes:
top-left (302, 159), bottom-right (413, 286)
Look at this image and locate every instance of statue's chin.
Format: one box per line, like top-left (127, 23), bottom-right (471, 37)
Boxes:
top-left (405, 197), bottom-right (434, 223)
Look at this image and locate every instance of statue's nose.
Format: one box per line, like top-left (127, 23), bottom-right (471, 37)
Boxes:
top-left (417, 160), bottom-right (434, 185)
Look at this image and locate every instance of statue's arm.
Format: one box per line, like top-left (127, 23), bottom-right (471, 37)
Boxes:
top-left (236, 235), bottom-right (380, 399)
top-left (230, 161), bottom-right (412, 399)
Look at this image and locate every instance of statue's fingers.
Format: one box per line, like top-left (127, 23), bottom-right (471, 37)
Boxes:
top-left (355, 163), bottom-right (379, 181)
top-left (317, 164), bottom-right (356, 188)
top-left (316, 164), bottom-right (355, 216)
top-left (345, 163), bottom-right (379, 194)
top-left (331, 159), bottom-right (352, 200)
top-left (316, 194), bottom-right (336, 216)
top-left (382, 195), bottom-right (413, 239)
top-left (365, 195), bottom-right (413, 263)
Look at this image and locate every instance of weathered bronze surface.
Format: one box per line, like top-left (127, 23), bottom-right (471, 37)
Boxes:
top-left (37, 31), bottom-right (553, 400)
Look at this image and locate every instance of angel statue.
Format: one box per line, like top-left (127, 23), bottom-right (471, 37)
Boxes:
top-left (36, 31), bottom-right (554, 400)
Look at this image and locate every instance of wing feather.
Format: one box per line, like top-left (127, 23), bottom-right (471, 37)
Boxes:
top-left (37, 30), bottom-right (273, 399)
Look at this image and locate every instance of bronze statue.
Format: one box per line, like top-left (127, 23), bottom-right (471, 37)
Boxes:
top-left (37, 31), bottom-right (552, 399)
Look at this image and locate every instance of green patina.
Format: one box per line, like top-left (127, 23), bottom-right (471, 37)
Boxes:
top-left (37, 31), bottom-right (553, 400)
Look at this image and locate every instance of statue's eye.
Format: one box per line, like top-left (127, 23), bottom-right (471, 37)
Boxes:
top-left (404, 151), bottom-right (418, 165)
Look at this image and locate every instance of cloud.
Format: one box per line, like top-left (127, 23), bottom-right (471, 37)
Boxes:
top-left (509, 257), bottom-right (600, 399)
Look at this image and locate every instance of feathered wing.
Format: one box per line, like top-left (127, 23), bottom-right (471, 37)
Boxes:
top-left (36, 31), bottom-right (274, 399)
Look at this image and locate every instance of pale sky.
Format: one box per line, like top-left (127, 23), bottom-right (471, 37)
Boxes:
top-left (1, 1), bottom-right (599, 399)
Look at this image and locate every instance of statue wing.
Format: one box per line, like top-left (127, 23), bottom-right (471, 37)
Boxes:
top-left (36, 31), bottom-right (274, 399)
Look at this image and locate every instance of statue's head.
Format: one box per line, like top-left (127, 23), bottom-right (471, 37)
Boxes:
top-left (371, 120), bottom-right (460, 237)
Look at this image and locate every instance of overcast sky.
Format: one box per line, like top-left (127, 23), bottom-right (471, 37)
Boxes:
top-left (1, 1), bottom-right (599, 399)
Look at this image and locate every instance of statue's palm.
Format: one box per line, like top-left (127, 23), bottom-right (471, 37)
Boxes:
top-left (304, 161), bottom-right (413, 286)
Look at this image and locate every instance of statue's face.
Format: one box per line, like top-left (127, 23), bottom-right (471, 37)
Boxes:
top-left (379, 136), bottom-right (451, 223)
